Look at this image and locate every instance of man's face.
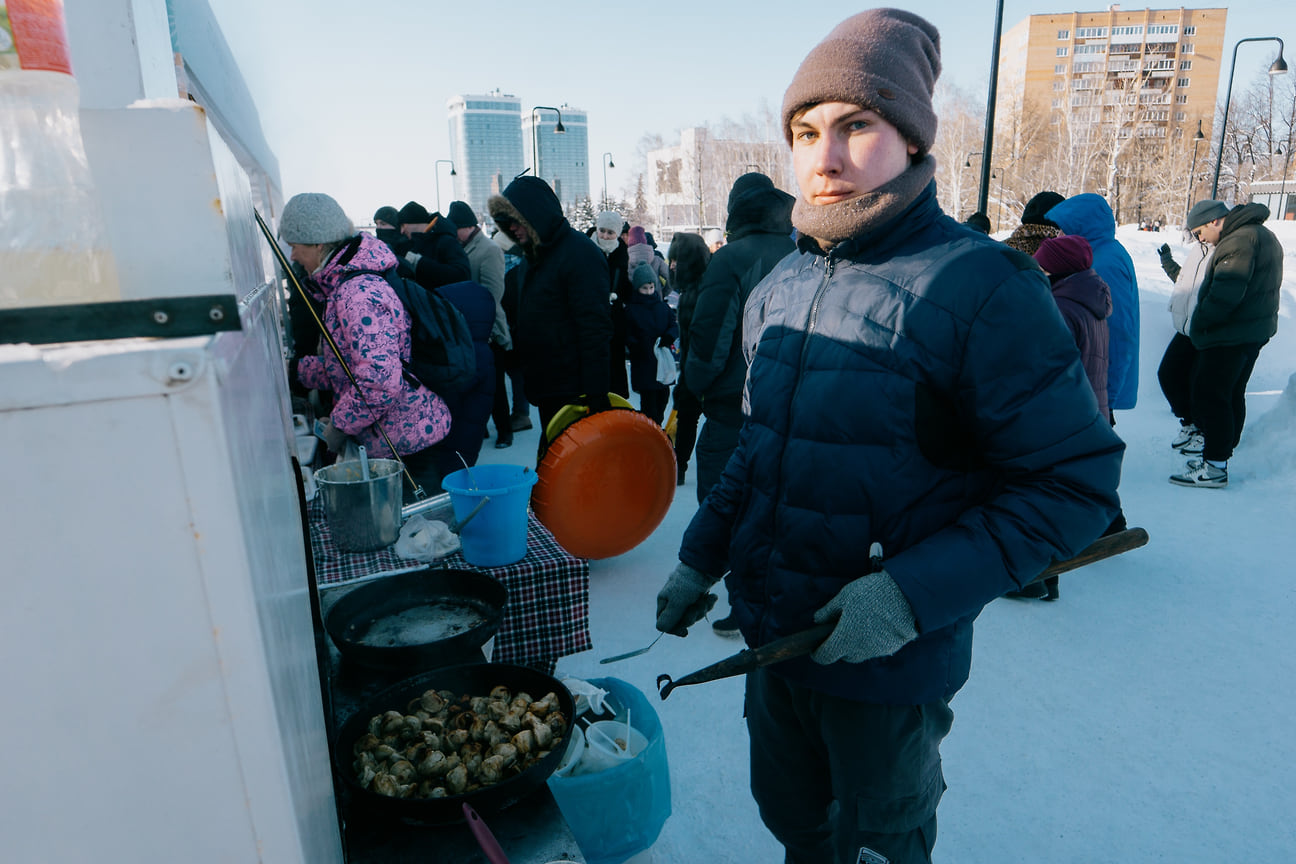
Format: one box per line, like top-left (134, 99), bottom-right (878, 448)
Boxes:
top-left (289, 243), bottom-right (325, 273)
top-left (790, 102), bottom-right (918, 206)
top-left (456, 225), bottom-right (474, 244)
top-left (596, 227), bottom-right (618, 243)
top-left (1194, 218), bottom-right (1223, 246)
top-left (506, 221), bottom-right (529, 245)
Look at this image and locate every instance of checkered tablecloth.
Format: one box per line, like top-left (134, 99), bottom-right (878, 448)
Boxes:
top-left (307, 497), bottom-right (591, 666)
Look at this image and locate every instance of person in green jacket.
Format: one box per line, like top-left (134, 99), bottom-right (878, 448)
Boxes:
top-left (1170, 201), bottom-right (1283, 488)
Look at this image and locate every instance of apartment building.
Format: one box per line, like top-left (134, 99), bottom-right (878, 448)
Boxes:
top-left (645, 127), bottom-right (791, 238)
top-left (999, 6), bottom-right (1227, 149)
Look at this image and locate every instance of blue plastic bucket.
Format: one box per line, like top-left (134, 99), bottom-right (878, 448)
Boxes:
top-left (440, 464), bottom-right (539, 566)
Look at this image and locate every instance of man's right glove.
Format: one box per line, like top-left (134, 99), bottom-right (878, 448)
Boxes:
top-left (1157, 243), bottom-right (1174, 264)
top-left (655, 562), bottom-right (719, 636)
top-left (404, 250), bottom-right (423, 270)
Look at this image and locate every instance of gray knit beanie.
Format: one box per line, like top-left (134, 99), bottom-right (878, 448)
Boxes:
top-left (279, 193), bottom-right (355, 244)
top-left (595, 210), bottom-right (623, 232)
top-left (781, 8), bottom-right (941, 155)
top-left (1186, 199), bottom-right (1229, 230)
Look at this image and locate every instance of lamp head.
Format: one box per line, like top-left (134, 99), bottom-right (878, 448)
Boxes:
top-left (1270, 49), bottom-right (1288, 74)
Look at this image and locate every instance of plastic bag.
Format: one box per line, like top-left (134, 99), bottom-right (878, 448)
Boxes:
top-left (654, 344), bottom-right (678, 386)
top-left (547, 678), bottom-right (671, 864)
top-left (392, 514), bottom-right (460, 560)
top-left (662, 409), bottom-right (678, 445)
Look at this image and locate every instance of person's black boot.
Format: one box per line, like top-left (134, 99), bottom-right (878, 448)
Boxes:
top-left (495, 432), bottom-right (513, 449)
top-left (1043, 576), bottom-right (1060, 601)
top-left (1004, 580), bottom-right (1048, 600)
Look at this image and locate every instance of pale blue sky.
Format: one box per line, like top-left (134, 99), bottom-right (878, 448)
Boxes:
top-left (208, 1), bottom-right (1291, 223)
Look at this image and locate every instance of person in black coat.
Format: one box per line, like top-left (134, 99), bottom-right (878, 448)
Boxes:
top-left (488, 177), bottom-right (612, 432)
top-left (666, 232), bottom-right (711, 485)
top-left (684, 172), bottom-right (795, 505)
top-left (425, 280), bottom-right (497, 486)
top-left (624, 262), bottom-right (680, 425)
top-left (395, 201), bottom-right (472, 290)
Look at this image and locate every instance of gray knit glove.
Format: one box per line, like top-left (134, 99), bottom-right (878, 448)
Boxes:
top-left (811, 570), bottom-right (918, 665)
top-left (404, 250), bottom-right (423, 269)
top-left (655, 562), bottom-right (719, 636)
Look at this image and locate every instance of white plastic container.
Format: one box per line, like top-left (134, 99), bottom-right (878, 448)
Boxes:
top-left (1, 4), bottom-right (119, 309)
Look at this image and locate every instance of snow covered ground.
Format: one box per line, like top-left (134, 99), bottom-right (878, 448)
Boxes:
top-left (476, 220), bottom-right (1296, 863)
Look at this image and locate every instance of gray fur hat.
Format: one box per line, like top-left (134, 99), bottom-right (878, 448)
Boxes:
top-left (781, 8), bottom-right (941, 155)
top-left (279, 193), bottom-right (355, 244)
top-left (1186, 199), bottom-right (1229, 230)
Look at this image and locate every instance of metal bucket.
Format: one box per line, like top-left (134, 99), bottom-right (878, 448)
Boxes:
top-left (314, 458), bottom-right (403, 552)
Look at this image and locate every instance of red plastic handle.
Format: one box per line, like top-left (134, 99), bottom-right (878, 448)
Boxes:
top-left (462, 803), bottom-right (511, 864)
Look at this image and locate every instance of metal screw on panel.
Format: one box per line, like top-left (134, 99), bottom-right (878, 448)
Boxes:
top-left (168, 361), bottom-right (194, 382)
top-left (209, 306), bottom-right (225, 322)
top-left (153, 310), bottom-right (170, 324)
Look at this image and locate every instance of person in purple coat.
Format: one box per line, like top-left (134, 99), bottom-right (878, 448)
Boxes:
top-left (280, 193), bottom-right (452, 500)
top-left (1033, 234), bottom-right (1112, 422)
top-left (1013, 233), bottom-right (1113, 600)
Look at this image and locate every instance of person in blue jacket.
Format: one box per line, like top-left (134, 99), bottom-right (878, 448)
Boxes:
top-left (653, 10), bottom-right (1125, 864)
top-left (1046, 192), bottom-right (1140, 422)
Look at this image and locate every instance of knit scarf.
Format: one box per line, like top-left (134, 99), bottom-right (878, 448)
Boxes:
top-left (791, 155), bottom-right (936, 247)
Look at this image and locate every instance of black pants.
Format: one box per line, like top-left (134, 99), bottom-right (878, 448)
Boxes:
top-left (638, 388), bottom-right (669, 426)
top-left (671, 379), bottom-right (702, 474)
top-left (490, 344), bottom-right (515, 439)
top-left (746, 668), bottom-right (951, 864)
top-left (694, 414), bottom-right (741, 505)
top-left (1192, 342), bottom-right (1263, 462)
top-left (1157, 332), bottom-right (1197, 425)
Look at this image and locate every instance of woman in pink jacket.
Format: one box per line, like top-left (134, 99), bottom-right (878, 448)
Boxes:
top-left (280, 193), bottom-right (452, 498)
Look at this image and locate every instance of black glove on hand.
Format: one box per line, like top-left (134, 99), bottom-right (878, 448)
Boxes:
top-left (585, 392), bottom-right (612, 414)
top-left (811, 569), bottom-right (918, 665)
top-left (655, 562), bottom-right (719, 636)
top-left (1157, 243), bottom-right (1171, 258)
top-left (320, 417), bottom-right (350, 453)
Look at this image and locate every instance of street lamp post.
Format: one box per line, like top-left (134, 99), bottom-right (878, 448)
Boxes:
top-left (1211, 37), bottom-right (1288, 200)
top-left (530, 106), bottom-right (566, 185)
top-left (434, 159), bottom-right (456, 215)
top-left (601, 152), bottom-right (614, 209)
top-left (1185, 120), bottom-right (1206, 222)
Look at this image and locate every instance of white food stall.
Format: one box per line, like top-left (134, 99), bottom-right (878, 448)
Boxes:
top-left (0, 0), bottom-right (341, 860)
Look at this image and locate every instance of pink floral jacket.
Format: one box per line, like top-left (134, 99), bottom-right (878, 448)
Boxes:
top-left (296, 233), bottom-right (451, 457)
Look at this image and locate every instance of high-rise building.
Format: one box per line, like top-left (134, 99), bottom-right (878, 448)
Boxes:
top-left (999, 7), bottom-right (1227, 150)
top-left (447, 90), bottom-right (525, 222)
top-left (521, 105), bottom-right (590, 209)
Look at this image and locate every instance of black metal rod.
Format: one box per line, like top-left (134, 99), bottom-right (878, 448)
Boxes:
top-left (978, 0), bottom-right (1005, 215)
top-left (1212, 37), bottom-right (1286, 200)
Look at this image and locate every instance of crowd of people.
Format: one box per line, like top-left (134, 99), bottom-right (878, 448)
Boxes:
top-left (278, 8), bottom-right (1282, 861)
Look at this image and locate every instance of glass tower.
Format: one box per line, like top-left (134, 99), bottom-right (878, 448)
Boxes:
top-left (447, 90), bottom-right (525, 222)
top-left (521, 105), bottom-right (590, 210)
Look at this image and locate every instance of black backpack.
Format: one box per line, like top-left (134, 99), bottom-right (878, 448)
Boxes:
top-left (342, 268), bottom-right (477, 394)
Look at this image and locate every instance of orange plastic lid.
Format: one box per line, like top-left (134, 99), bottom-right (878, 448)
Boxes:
top-left (6, 0), bottom-right (74, 74)
top-left (533, 404), bottom-right (676, 560)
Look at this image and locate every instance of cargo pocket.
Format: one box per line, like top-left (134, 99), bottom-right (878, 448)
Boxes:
top-left (853, 761), bottom-right (945, 835)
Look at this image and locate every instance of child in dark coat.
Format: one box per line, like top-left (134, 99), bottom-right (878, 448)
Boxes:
top-left (624, 262), bottom-right (679, 425)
